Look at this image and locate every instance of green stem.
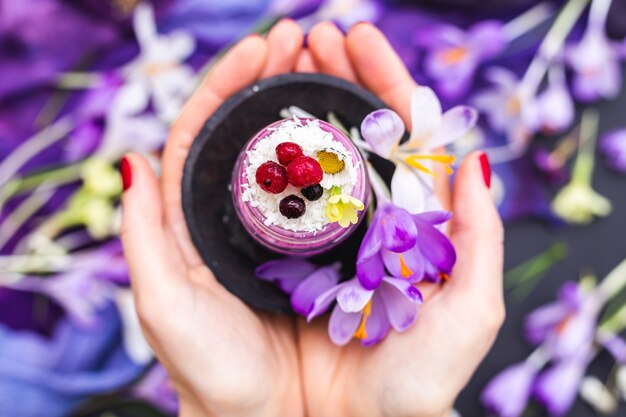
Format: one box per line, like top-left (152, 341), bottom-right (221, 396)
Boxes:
top-left (505, 242), bottom-right (569, 288)
top-left (503, 2), bottom-right (555, 41)
top-left (521, 0), bottom-right (590, 94)
top-left (571, 108), bottom-right (600, 185)
top-left (0, 161), bottom-right (85, 209)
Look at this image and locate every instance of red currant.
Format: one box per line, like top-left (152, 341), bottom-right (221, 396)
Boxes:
top-left (255, 161), bottom-right (288, 194)
top-left (275, 142), bottom-right (304, 166)
top-left (287, 156), bottom-right (323, 187)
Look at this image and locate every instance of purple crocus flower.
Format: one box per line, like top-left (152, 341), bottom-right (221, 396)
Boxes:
top-left (525, 281), bottom-right (599, 361)
top-left (255, 259), bottom-right (341, 315)
top-left (534, 66), bottom-right (575, 134)
top-left (307, 276), bottom-right (422, 346)
top-left (133, 363), bottom-right (179, 414)
top-left (356, 204), bottom-right (456, 289)
top-left (566, 29), bottom-right (623, 103)
top-left (533, 350), bottom-right (593, 416)
top-left (415, 21), bottom-right (507, 99)
top-left (472, 67), bottom-right (539, 147)
top-left (600, 129), bottom-right (626, 172)
top-left (481, 360), bottom-right (541, 417)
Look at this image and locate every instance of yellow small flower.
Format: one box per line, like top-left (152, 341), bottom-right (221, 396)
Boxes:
top-left (326, 186), bottom-right (364, 228)
top-left (317, 150), bottom-right (345, 174)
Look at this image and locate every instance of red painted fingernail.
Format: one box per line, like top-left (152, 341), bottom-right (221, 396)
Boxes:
top-left (120, 156), bottom-right (132, 192)
top-left (479, 152), bottom-right (491, 188)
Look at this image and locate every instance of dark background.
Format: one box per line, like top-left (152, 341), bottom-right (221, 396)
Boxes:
top-left (457, 74), bottom-right (626, 416)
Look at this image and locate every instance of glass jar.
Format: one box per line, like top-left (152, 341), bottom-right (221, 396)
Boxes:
top-left (231, 118), bottom-right (370, 256)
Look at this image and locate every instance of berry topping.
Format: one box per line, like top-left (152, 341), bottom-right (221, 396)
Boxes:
top-left (255, 161), bottom-right (288, 194)
top-left (301, 184), bottom-right (323, 201)
top-left (287, 156), bottom-right (323, 187)
top-left (279, 195), bottom-right (306, 219)
top-left (317, 151), bottom-right (345, 174)
top-left (276, 142), bottom-right (304, 166)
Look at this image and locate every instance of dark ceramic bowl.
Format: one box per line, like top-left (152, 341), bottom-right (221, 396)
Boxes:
top-left (182, 73), bottom-right (387, 314)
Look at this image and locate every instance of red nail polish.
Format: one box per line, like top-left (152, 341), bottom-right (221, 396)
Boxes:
top-left (479, 152), bottom-right (491, 188)
top-left (120, 156), bottom-right (132, 191)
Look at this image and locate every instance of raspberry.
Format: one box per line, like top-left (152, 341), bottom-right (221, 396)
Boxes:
top-left (287, 156), bottom-right (323, 187)
top-left (276, 142), bottom-right (304, 166)
top-left (301, 184), bottom-right (323, 201)
top-left (255, 161), bottom-right (288, 194)
top-left (279, 195), bottom-right (306, 219)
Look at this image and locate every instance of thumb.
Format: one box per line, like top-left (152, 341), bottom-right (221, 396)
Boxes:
top-left (120, 154), bottom-right (185, 303)
top-left (446, 151), bottom-right (504, 305)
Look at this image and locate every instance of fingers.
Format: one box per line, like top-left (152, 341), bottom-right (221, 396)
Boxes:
top-left (308, 22), bottom-right (357, 82)
top-left (295, 49), bottom-right (318, 72)
top-left (261, 19), bottom-right (304, 78)
top-left (445, 152), bottom-right (504, 310)
top-left (120, 154), bottom-right (187, 301)
top-left (346, 23), bottom-right (417, 126)
top-left (162, 35), bottom-right (268, 266)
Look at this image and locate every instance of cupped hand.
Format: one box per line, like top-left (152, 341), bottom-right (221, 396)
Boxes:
top-left (120, 20), bottom-right (306, 417)
top-left (297, 22), bottom-right (506, 417)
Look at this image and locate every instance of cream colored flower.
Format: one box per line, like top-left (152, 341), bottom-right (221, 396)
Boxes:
top-left (551, 182), bottom-right (612, 225)
top-left (326, 186), bottom-right (364, 228)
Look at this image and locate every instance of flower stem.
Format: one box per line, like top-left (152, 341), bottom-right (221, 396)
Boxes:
top-left (571, 108), bottom-right (600, 185)
top-left (521, 0), bottom-right (590, 94)
top-left (0, 161), bottom-right (85, 210)
top-left (596, 257), bottom-right (626, 305)
top-left (0, 117), bottom-right (74, 193)
top-left (588, 0), bottom-right (613, 28)
top-left (503, 2), bottom-right (555, 41)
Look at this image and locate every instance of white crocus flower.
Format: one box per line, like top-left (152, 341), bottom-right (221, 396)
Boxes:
top-left (358, 86), bottom-right (477, 213)
top-left (122, 2), bottom-right (196, 124)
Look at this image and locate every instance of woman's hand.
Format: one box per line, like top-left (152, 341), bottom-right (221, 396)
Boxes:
top-left (120, 20), bottom-right (306, 417)
top-left (297, 22), bottom-right (505, 417)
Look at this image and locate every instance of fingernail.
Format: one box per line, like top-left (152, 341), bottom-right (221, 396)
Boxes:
top-left (120, 156), bottom-right (132, 192)
top-left (479, 152), bottom-right (491, 188)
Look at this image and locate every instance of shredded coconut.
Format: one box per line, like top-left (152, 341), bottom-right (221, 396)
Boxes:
top-left (241, 118), bottom-right (359, 232)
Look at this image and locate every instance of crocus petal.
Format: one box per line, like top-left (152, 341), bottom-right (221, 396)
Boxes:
top-left (468, 20), bottom-right (507, 58)
top-left (255, 258), bottom-right (317, 293)
top-left (391, 164), bottom-right (427, 214)
top-left (425, 105), bottom-right (478, 150)
top-left (534, 354), bottom-right (591, 416)
top-left (307, 282), bottom-right (345, 321)
top-left (481, 361), bottom-right (538, 417)
top-left (381, 246), bottom-right (425, 283)
top-left (414, 210), bottom-right (452, 225)
top-left (551, 307), bottom-right (597, 360)
top-left (414, 217), bottom-right (456, 273)
top-left (408, 86), bottom-right (442, 146)
top-left (328, 305), bottom-right (362, 346)
top-left (379, 277), bottom-right (422, 331)
top-left (524, 302), bottom-right (571, 345)
top-left (291, 265), bottom-right (341, 316)
top-left (356, 252), bottom-right (385, 290)
top-left (361, 294), bottom-right (392, 346)
top-left (360, 109), bottom-right (405, 159)
top-left (356, 211), bottom-right (383, 261)
top-left (336, 279), bottom-right (374, 313)
top-left (600, 129), bottom-right (626, 172)
top-left (380, 205), bottom-right (418, 253)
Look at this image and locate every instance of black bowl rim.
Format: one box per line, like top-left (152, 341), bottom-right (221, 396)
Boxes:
top-left (181, 72), bottom-right (387, 310)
